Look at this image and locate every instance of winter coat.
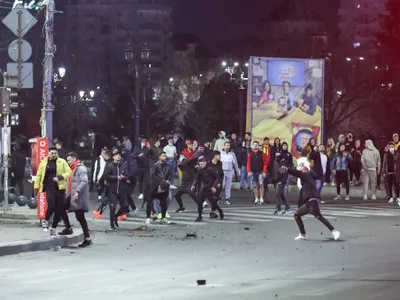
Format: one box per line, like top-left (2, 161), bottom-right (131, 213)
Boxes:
top-left (179, 157), bottom-right (198, 188)
top-left (133, 146), bottom-right (153, 169)
top-left (11, 150), bottom-right (26, 177)
top-left (238, 146), bottom-right (251, 168)
top-left (34, 157), bottom-right (72, 193)
top-left (67, 163), bottom-right (90, 212)
top-left (104, 162), bottom-right (128, 195)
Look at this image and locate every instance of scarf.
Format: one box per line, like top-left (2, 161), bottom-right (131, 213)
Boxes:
top-left (68, 160), bottom-right (81, 193)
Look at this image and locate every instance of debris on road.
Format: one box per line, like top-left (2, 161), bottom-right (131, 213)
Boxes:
top-left (197, 279), bottom-right (206, 286)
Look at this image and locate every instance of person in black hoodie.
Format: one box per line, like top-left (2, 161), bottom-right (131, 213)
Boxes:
top-left (10, 145), bottom-right (26, 196)
top-left (133, 138), bottom-right (154, 201)
top-left (104, 152), bottom-right (129, 230)
top-left (238, 140), bottom-right (252, 190)
top-left (175, 155), bottom-right (198, 212)
top-left (191, 156), bottom-right (223, 222)
top-left (273, 142), bottom-right (293, 215)
top-left (120, 148), bottom-right (139, 218)
top-left (208, 151), bottom-right (224, 217)
top-left (383, 142), bottom-right (397, 203)
top-left (145, 151), bottom-right (171, 225)
top-left (279, 165), bottom-right (340, 241)
top-left (270, 137), bottom-right (282, 187)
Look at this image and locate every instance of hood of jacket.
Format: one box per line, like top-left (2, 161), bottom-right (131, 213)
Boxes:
top-left (219, 131), bottom-right (226, 138)
top-left (365, 140), bottom-right (376, 151)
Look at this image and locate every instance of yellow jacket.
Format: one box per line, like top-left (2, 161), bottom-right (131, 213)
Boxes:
top-left (34, 157), bottom-right (72, 192)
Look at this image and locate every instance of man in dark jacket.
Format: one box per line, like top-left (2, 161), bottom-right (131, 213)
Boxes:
top-left (11, 145), bottom-right (26, 196)
top-left (279, 165), bottom-right (340, 241)
top-left (104, 152), bottom-right (129, 230)
top-left (238, 141), bottom-right (251, 190)
top-left (309, 144), bottom-right (329, 201)
top-left (145, 151), bottom-right (171, 225)
top-left (273, 142), bottom-right (293, 215)
top-left (208, 151), bottom-right (224, 217)
top-left (175, 155), bottom-right (198, 212)
top-left (121, 148), bottom-right (139, 218)
top-left (55, 141), bottom-right (68, 161)
top-left (133, 138), bottom-right (153, 201)
top-left (191, 156), bottom-right (223, 222)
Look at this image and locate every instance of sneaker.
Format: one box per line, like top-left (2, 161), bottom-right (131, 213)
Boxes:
top-left (170, 185), bottom-right (178, 190)
top-left (331, 182), bottom-right (336, 187)
top-left (363, 195), bottom-right (368, 200)
top-left (203, 201), bottom-right (208, 208)
top-left (97, 196), bottom-right (102, 201)
top-left (396, 198), bottom-right (400, 203)
top-left (253, 198), bottom-right (260, 205)
top-left (273, 209), bottom-right (281, 215)
top-left (334, 195), bottom-right (341, 201)
top-left (138, 194), bottom-right (144, 200)
top-left (259, 198), bottom-right (265, 205)
top-left (145, 218), bottom-right (151, 224)
top-left (160, 218), bottom-right (171, 225)
top-left (225, 199), bottom-right (232, 205)
top-left (128, 208), bottom-right (139, 217)
top-left (118, 215), bottom-right (127, 221)
top-left (344, 195), bottom-right (350, 201)
top-left (294, 234), bottom-right (307, 241)
top-left (157, 213), bottom-right (162, 219)
top-left (78, 239), bottom-right (93, 248)
top-left (42, 220), bottom-right (48, 232)
top-left (175, 207), bottom-right (186, 213)
top-left (219, 210), bottom-right (224, 220)
top-left (282, 208), bottom-right (292, 215)
top-left (332, 230), bottom-right (340, 241)
top-left (166, 212), bottom-right (171, 218)
top-left (389, 198), bottom-right (394, 204)
top-left (209, 211), bottom-right (218, 219)
top-left (58, 227), bottom-right (73, 236)
top-left (50, 229), bottom-right (57, 239)
top-left (320, 200), bottom-right (326, 204)
top-left (92, 210), bottom-right (102, 219)
top-left (371, 194), bottom-right (377, 200)
top-left (195, 216), bottom-right (202, 222)
top-left (109, 226), bottom-right (116, 231)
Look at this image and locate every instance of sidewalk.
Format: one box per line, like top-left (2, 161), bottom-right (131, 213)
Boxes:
top-left (0, 222), bottom-right (84, 257)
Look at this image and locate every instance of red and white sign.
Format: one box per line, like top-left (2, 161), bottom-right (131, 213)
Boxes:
top-left (31, 137), bottom-right (48, 219)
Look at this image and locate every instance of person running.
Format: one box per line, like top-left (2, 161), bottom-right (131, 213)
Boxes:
top-left (104, 151), bottom-right (129, 230)
top-left (208, 151), bottom-right (224, 218)
top-left (279, 165), bottom-right (340, 241)
top-left (34, 147), bottom-right (72, 238)
top-left (247, 141), bottom-right (269, 205)
top-left (191, 156), bottom-right (223, 222)
top-left (273, 142), bottom-right (292, 214)
top-left (332, 144), bottom-right (352, 201)
top-left (65, 152), bottom-right (92, 248)
top-left (221, 141), bottom-right (240, 205)
top-left (175, 155), bottom-right (198, 213)
top-left (145, 152), bottom-right (171, 225)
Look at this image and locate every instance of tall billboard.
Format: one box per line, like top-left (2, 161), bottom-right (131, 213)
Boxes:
top-left (246, 57), bottom-right (324, 158)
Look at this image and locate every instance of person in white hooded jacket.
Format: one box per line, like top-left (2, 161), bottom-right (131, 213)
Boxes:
top-left (92, 149), bottom-right (110, 202)
top-left (220, 141), bottom-right (240, 204)
top-left (361, 140), bottom-right (381, 200)
top-left (214, 131), bottom-right (229, 151)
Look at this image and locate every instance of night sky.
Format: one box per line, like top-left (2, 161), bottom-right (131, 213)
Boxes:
top-left (173, 0), bottom-right (282, 44)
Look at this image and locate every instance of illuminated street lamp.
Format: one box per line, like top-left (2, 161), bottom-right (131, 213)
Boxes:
top-left (89, 90), bottom-right (95, 98)
top-left (58, 66), bottom-right (66, 78)
top-left (79, 91), bottom-right (84, 98)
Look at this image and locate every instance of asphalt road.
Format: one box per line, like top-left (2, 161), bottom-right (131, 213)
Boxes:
top-left (2, 189), bottom-right (400, 300)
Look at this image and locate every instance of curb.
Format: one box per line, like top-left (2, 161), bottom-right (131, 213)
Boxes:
top-left (0, 229), bottom-right (84, 257)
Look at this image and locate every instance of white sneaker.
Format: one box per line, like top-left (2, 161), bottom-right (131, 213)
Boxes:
top-left (254, 198), bottom-right (260, 204)
top-left (320, 200), bottom-right (326, 204)
top-left (170, 185), bottom-right (178, 190)
top-left (145, 218), bottom-right (151, 224)
top-left (371, 194), bottom-right (377, 200)
top-left (42, 220), bottom-right (48, 232)
top-left (396, 198), bottom-right (400, 204)
top-left (259, 198), bottom-right (265, 205)
top-left (294, 234), bottom-right (307, 241)
top-left (344, 195), bottom-right (350, 201)
top-left (160, 218), bottom-right (171, 225)
top-left (332, 230), bottom-right (341, 241)
top-left (334, 195), bottom-right (341, 201)
top-left (138, 194), bottom-right (144, 200)
top-left (203, 201), bottom-right (208, 208)
top-left (363, 195), bottom-right (368, 200)
top-left (388, 198), bottom-right (394, 203)
top-left (50, 229), bottom-right (57, 239)
top-left (331, 182), bottom-right (336, 187)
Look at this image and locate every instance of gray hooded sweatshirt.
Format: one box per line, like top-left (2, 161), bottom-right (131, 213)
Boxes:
top-left (361, 140), bottom-right (381, 171)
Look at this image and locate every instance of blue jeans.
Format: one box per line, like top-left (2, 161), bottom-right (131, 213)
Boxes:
top-left (154, 188), bottom-right (172, 213)
top-left (166, 159), bottom-right (176, 185)
top-left (330, 160), bottom-right (335, 183)
top-left (316, 175), bottom-right (325, 196)
top-left (240, 166), bottom-right (250, 188)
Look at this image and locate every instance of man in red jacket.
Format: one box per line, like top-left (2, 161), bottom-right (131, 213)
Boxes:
top-left (182, 141), bottom-right (195, 159)
top-left (247, 141), bottom-right (270, 205)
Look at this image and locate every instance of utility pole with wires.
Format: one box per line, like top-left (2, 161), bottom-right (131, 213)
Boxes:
top-left (41, 0), bottom-right (54, 144)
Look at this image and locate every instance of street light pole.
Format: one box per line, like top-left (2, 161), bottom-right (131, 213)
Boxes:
top-left (134, 66), bottom-right (141, 144)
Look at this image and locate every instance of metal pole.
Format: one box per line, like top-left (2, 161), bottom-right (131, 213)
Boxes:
top-left (135, 66), bottom-right (141, 143)
top-left (2, 72), bottom-right (9, 211)
top-left (239, 84), bottom-right (245, 138)
top-left (41, 0), bottom-right (54, 144)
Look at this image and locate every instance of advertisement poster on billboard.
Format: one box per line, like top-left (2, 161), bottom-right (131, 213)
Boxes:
top-left (246, 57), bottom-right (324, 158)
top-left (31, 137), bottom-right (48, 219)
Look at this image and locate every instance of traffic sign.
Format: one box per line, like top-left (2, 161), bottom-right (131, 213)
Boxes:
top-left (7, 62), bottom-right (33, 89)
top-left (2, 4), bottom-right (37, 38)
top-left (8, 39), bottom-right (32, 62)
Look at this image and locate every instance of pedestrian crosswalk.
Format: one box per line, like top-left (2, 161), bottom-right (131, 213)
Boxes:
top-left (90, 204), bottom-right (400, 227)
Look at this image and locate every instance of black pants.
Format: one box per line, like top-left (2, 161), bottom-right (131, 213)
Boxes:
top-left (109, 192), bottom-right (129, 227)
top-left (197, 187), bottom-right (222, 218)
top-left (350, 163), bottom-right (361, 182)
top-left (75, 210), bottom-right (90, 239)
top-left (335, 170), bottom-right (349, 195)
top-left (175, 186), bottom-right (196, 208)
top-left (387, 174), bottom-right (396, 198)
top-left (126, 178), bottom-right (137, 210)
top-left (45, 189), bottom-right (71, 229)
top-left (294, 200), bottom-right (334, 235)
top-left (276, 183), bottom-right (290, 210)
top-left (90, 157), bottom-right (97, 191)
top-left (138, 168), bottom-right (150, 194)
top-left (146, 189), bottom-right (168, 219)
top-left (11, 174), bottom-right (24, 196)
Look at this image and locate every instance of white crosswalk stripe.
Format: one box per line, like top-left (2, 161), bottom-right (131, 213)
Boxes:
top-left (91, 204), bottom-right (400, 227)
